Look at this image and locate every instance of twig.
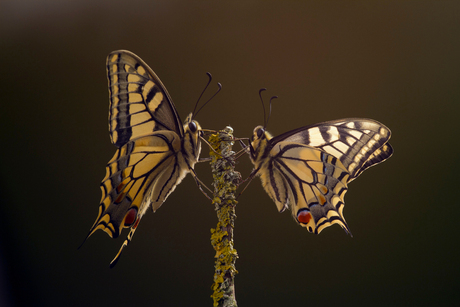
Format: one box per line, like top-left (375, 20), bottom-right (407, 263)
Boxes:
top-left (209, 127), bottom-right (240, 307)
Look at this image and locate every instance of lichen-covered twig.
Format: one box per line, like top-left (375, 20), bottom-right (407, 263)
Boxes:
top-left (209, 127), bottom-right (240, 307)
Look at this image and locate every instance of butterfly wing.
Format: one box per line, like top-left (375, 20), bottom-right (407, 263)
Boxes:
top-left (107, 50), bottom-right (183, 146)
top-left (258, 142), bottom-right (351, 234)
top-left (83, 51), bottom-right (194, 265)
top-left (91, 131), bottom-right (184, 238)
top-left (252, 118), bottom-right (392, 234)
top-left (271, 118), bottom-right (392, 181)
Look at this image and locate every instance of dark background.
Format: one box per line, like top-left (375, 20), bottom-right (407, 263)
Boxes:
top-left (1, 1), bottom-right (459, 306)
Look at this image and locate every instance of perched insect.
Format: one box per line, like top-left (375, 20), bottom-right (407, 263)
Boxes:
top-left (247, 90), bottom-right (393, 235)
top-left (82, 50), bottom-right (219, 267)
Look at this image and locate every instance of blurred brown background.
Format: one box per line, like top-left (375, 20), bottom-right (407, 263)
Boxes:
top-left (1, 1), bottom-right (459, 306)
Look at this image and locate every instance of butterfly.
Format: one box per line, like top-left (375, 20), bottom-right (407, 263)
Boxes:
top-left (82, 50), bottom-right (217, 267)
top-left (247, 91), bottom-right (393, 235)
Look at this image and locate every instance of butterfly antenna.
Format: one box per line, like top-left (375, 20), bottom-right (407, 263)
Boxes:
top-left (266, 95), bottom-right (278, 129)
top-left (192, 72), bottom-right (213, 116)
top-left (194, 81), bottom-right (222, 118)
top-left (258, 88), bottom-right (267, 128)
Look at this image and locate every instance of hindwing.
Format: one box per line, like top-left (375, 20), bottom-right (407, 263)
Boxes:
top-left (259, 142), bottom-right (351, 234)
top-left (92, 131), bottom-right (183, 239)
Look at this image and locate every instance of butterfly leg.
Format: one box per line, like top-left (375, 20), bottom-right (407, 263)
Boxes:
top-left (233, 138), bottom-right (250, 159)
top-left (235, 138), bottom-right (249, 148)
top-left (234, 147), bottom-right (249, 160)
top-left (200, 135), bottom-right (228, 158)
top-left (201, 128), bottom-right (218, 135)
top-left (189, 168), bottom-right (213, 201)
top-left (200, 135), bottom-right (237, 164)
top-left (236, 168), bottom-right (259, 199)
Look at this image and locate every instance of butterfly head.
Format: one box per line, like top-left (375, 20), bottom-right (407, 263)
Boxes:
top-left (249, 125), bottom-right (273, 163)
top-left (184, 113), bottom-right (202, 135)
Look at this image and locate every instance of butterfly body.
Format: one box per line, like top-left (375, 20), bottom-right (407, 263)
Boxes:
top-left (84, 50), bottom-right (203, 266)
top-left (249, 119), bottom-right (392, 235)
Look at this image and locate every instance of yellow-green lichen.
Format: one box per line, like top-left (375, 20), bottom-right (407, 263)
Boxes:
top-left (209, 127), bottom-right (240, 307)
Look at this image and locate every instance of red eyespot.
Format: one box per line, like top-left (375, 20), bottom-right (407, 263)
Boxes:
top-left (297, 210), bottom-right (312, 224)
top-left (124, 208), bottom-right (138, 227)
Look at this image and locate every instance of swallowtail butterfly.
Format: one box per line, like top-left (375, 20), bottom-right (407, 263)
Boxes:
top-left (83, 50), bottom-right (209, 267)
top-left (248, 96), bottom-right (392, 235)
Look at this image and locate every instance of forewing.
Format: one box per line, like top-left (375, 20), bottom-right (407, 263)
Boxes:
top-left (272, 118), bottom-right (392, 181)
top-left (106, 50), bottom-right (183, 147)
top-left (266, 142), bottom-right (351, 234)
